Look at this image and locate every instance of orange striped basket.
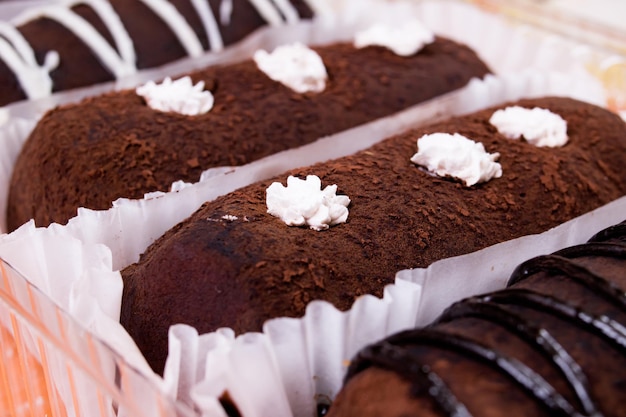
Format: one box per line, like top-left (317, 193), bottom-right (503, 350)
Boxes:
top-left (0, 258), bottom-right (196, 417)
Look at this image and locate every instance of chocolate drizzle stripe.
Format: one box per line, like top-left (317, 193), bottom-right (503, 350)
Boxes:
top-left (346, 341), bottom-right (473, 417)
top-left (587, 221), bottom-right (626, 243)
top-left (553, 242), bottom-right (626, 261)
top-left (508, 255), bottom-right (626, 311)
top-left (382, 329), bottom-right (585, 416)
top-left (435, 299), bottom-right (598, 416)
top-left (337, 224), bottom-right (626, 416)
top-left (483, 289), bottom-right (626, 353)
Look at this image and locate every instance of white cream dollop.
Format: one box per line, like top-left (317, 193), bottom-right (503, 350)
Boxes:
top-left (411, 133), bottom-right (502, 187)
top-left (489, 106), bottom-right (568, 147)
top-left (253, 43), bottom-right (327, 93)
top-left (354, 18), bottom-right (435, 56)
top-left (266, 175), bottom-right (350, 231)
top-left (135, 76), bottom-right (214, 116)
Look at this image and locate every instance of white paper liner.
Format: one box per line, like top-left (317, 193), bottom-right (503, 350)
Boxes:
top-left (0, 221), bottom-right (164, 417)
top-left (0, 1), bottom-right (623, 417)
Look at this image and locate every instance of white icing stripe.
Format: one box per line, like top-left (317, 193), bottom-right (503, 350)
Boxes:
top-left (270, 0), bottom-right (299, 23)
top-left (13, 5), bottom-right (135, 79)
top-left (0, 22), bottom-right (38, 66)
top-left (64, 0), bottom-right (137, 67)
top-left (0, 35), bottom-right (57, 99)
top-left (190, 0), bottom-right (224, 52)
top-left (220, 0), bottom-right (233, 25)
top-left (137, 0), bottom-right (204, 58)
top-left (247, 0), bottom-right (285, 26)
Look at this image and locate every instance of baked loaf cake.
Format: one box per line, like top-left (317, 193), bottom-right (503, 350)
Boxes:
top-left (327, 220), bottom-right (626, 417)
top-left (0, 0), bottom-right (316, 106)
top-left (7, 36), bottom-right (490, 230)
top-left (120, 96), bottom-right (626, 374)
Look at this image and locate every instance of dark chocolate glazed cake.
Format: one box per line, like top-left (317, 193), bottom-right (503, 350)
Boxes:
top-left (327, 220), bottom-right (626, 417)
top-left (119, 97), bottom-right (626, 374)
top-left (0, 0), bottom-right (316, 106)
top-left (7, 36), bottom-right (490, 230)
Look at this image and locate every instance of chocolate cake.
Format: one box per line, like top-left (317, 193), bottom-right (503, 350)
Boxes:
top-left (119, 96), bottom-right (626, 374)
top-left (0, 0), bottom-right (316, 106)
top-left (327, 220), bottom-right (626, 417)
top-left (7, 36), bottom-right (490, 230)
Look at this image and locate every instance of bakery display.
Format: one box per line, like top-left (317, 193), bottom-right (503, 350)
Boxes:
top-left (119, 96), bottom-right (626, 374)
top-left (0, 0), bottom-right (316, 107)
top-left (326, 219), bottom-right (626, 417)
top-left (7, 34), bottom-right (490, 230)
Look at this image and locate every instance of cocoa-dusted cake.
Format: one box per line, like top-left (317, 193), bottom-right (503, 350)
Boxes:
top-left (120, 97), bottom-right (626, 374)
top-left (7, 35), bottom-right (491, 230)
top-left (327, 220), bottom-right (626, 417)
top-left (0, 0), bottom-right (316, 106)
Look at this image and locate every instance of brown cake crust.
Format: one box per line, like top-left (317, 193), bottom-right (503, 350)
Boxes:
top-left (0, 0), bottom-right (315, 106)
top-left (327, 221), bottom-right (626, 417)
top-left (7, 37), bottom-right (490, 230)
top-left (119, 97), bottom-right (626, 374)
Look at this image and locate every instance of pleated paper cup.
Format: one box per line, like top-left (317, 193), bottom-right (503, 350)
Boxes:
top-left (0, 221), bottom-right (170, 417)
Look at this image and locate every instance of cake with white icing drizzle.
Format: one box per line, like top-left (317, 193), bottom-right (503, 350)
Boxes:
top-left (327, 219), bottom-right (626, 417)
top-left (118, 97), bottom-right (626, 375)
top-left (0, 0), bottom-right (318, 106)
top-left (7, 32), bottom-right (491, 230)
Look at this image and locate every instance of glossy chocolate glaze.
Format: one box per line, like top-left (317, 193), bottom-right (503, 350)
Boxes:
top-left (333, 221), bottom-right (626, 417)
